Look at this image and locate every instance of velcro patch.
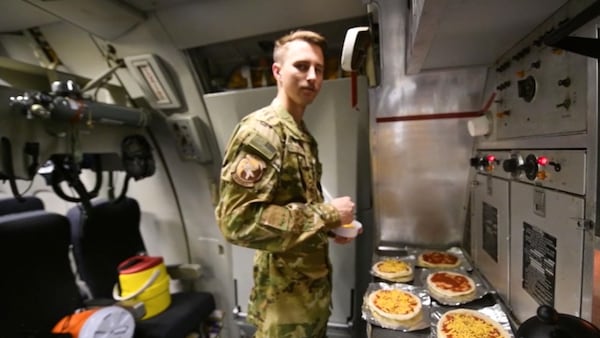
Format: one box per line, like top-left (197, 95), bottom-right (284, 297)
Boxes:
top-left (246, 134), bottom-right (276, 160)
top-left (232, 153), bottom-right (266, 187)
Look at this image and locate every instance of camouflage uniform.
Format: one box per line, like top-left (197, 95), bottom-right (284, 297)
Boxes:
top-left (216, 103), bottom-right (342, 337)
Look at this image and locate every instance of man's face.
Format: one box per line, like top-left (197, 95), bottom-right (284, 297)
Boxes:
top-left (273, 40), bottom-right (324, 108)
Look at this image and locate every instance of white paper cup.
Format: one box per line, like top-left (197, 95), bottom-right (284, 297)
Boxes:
top-left (332, 220), bottom-right (362, 238)
top-left (467, 115), bottom-right (490, 137)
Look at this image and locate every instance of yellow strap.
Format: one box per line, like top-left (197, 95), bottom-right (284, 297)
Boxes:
top-left (112, 269), bottom-right (161, 301)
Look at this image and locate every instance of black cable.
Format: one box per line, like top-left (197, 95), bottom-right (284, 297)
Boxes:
top-left (1, 137), bottom-right (25, 202)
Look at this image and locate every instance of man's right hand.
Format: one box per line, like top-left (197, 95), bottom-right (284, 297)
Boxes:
top-left (330, 196), bottom-right (355, 225)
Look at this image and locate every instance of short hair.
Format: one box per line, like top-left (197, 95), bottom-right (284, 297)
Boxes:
top-left (273, 30), bottom-right (327, 63)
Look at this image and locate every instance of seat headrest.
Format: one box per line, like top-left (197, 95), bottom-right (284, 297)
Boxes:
top-left (0, 196), bottom-right (44, 216)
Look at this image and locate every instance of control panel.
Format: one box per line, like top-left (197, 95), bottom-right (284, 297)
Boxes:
top-left (471, 149), bottom-right (585, 195)
top-left (489, 1), bottom-right (589, 139)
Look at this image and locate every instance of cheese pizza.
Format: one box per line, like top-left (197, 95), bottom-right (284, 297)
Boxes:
top-left (372, 258), bottom-right (413, 282)
top-left (436, 309), bottom-right (510, 338)
top-left (367, 289), bottom-right (422, 322)
top-left (426, 270), bottom-right (476, 302)
top-left (417, 250), bottom-right (460, 268)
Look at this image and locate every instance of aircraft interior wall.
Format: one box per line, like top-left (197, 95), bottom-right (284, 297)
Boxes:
top-left (6, 0), bottom-right (597, 336)
top-left (0, 12), bottom-right (241, 338)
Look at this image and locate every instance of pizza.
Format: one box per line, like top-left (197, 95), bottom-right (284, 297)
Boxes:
top-left (437, 309), bottom-right (510, 338)
top-left (366, 289), bottom-right (422, 322)
top-left (372, 258), bottom-right (413, 282)
top-left (426, 270), bottom-right (476, 303)
top-left (417, 250), bottom-right (460, 268)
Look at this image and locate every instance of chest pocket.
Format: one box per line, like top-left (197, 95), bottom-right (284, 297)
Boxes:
top-left (282, 139), bottom-right (321, 203)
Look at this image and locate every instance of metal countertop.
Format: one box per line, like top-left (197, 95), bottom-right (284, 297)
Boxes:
top-left (365, 247), bottom-right (519, 338)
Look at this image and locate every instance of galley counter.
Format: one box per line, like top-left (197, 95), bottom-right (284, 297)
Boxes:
top-left (363, 246), bottom-right (518, 338)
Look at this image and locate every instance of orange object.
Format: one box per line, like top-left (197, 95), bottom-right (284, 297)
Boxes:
top-left (52, 306), bottom-right (135, 337)
top-left (52, 309), bottom-right (98, 336)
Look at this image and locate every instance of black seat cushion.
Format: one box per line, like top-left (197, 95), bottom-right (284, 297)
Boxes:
top-left (0, 196), bottom-right (44, 216)
top-left (0, 211), bottom-right (83, 335)
top-left (135, 292), bottom-right (216, 338)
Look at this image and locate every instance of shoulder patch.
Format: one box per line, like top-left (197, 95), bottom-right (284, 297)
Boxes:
top-left (232, 153), bottom-right (266, 187)
top-left (246, 134), bottom-right (277, 160)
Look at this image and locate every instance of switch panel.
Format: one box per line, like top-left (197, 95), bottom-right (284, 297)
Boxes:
top-left (166, 115), bottom-right (212, 163)
top-left (488, 1), bottom-right (591, 139)
top-left (504, 149), bottom-right (586, 196)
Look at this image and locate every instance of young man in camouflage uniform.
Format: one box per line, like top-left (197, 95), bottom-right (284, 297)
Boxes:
top-left (215, 30), bottom-right (358, 337)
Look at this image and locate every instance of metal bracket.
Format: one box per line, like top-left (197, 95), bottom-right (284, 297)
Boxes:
top-left (543, 1), bottom-right (600, 59)
top-left (573, 218), bottom-right (594, 231)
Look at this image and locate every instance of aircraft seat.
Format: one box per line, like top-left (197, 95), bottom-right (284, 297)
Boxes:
top-left (67, 197), bottom-right (216, 338)
top-left (0, 195), bottom-right (44, 215)
top-left (0, 210), bottom-right (83, 336)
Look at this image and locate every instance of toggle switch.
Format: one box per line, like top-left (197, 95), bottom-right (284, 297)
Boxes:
top-left (558, 77), bottom-right (571, 87)
top-left (556, 98), bottom-right (571, 110)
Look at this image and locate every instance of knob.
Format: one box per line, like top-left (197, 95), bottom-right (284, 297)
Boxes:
top-left (517, 76), bottom-right (537, 102)
top-left (531, 60), bottom-right (541, 69)
top-left (523, 154), bottom-right (538, 180)
top-left (470, 157), bottom-right (488, 168)
top-left (470, 157), bottom-right (480, 167)
top-left (502, 158), bottom-right (519, 173)
top-left (537, 305), bottom-right (559, 324)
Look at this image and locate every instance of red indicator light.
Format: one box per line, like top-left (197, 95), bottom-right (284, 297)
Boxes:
top-left (537, 156), bottom-right (549, 166)
top-left (486, 155), bottom-right (496, 163)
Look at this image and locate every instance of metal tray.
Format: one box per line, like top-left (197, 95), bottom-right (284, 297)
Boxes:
top-left (430, 303), bottom-right (515, 337)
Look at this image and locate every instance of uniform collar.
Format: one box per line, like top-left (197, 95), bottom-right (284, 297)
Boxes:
top-left (271, 101), bottom-right (311, 142)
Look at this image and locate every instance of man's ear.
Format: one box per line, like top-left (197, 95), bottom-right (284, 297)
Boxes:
top-left (272, 63), bottom-right (281, 78)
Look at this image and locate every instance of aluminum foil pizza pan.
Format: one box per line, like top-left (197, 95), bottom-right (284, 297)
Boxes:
top-left (420, 267), bottom-right (490, 306)
top-left (370, 255), bottom-right (417, 283)
top-left (361, 282), bottom-right (431, 331)
top-left (446, 246), bottom-right (473, 271)
top-left (430, 304), bottom-right (515, 337)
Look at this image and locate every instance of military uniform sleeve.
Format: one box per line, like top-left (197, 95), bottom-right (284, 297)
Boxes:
top-left (215, 121), bottom-right (340, 253)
